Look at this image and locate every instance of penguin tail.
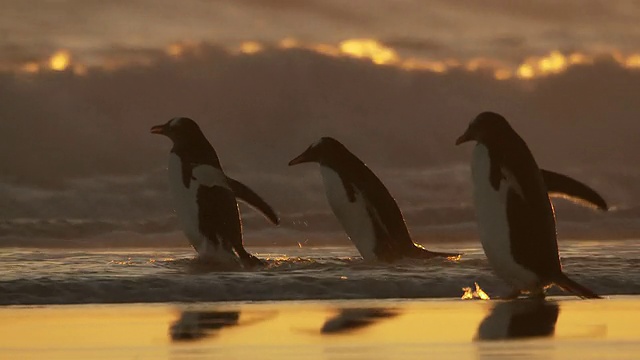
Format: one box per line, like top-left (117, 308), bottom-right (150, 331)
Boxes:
top-left (240, 254), bottom-right (265, 268)
top-left (410, 245), bottom-right (462, 260)
top-left (554, 273), bottom-right (602, 299)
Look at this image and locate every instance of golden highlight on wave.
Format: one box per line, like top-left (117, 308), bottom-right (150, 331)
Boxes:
top-left (9, 38), bottom-right (640, 81)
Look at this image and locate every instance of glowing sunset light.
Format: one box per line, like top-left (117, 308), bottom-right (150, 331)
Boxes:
top-left (538, 51), bottom-right (567, 73)
top-left (517, 64), bottom-right (535, 79)
top-left (515, 51), bottom-right (568, 79)
top-left (626, 54), bottom-right (640, 68)
top-left (494, 68), bottom-right (513, 80)
top-left (568, 52), bottom-right (592, 65)
top-left (49, 50), bottom-right (71, 71)
top-left (239, 41), bottom-right (263, 54)
top-left (339, 39), bottom-right (398, 65)
top-left (401, 58), bottom-right (448, 73)
top-left (166, 43), bottom-right (184, 57)
top-left (8, 40), bottom-right (640, 82)
top-left (465, 59), bottom-right (484, 72)
top-left (311, 43), bottom-right (341, 57)
top-left (20, 62), bottom-right (40, 74)
top-left (278, 38), bottom-right (299, 49)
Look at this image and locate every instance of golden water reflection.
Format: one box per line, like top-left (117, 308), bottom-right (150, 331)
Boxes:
top-left (475, 300), bottom-right (559, 341)
top-left (320, 308), bottom-right (398, 334)
top-left (0, 297), bottom-right (638, 359)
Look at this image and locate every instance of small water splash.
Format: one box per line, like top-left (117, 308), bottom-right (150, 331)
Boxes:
top-left (446, 254), bottom-right (462, 262)
top-left (461, 282), bottom-right (491, 300)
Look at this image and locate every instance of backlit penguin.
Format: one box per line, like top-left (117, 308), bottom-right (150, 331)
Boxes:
top-left (289, 137), bottom-right (460, 262)
top-left (151, 117), bottom-right (277, 267)
top-left (456, 112), bottom-right (604, 298)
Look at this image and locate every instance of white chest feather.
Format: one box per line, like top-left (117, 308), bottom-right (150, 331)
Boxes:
top-left (320, 166), bottom-right (379, 261)
top-left (471, 144), bottom-right (538, 290)
top-left (167, 154), bottom-right (236, 263)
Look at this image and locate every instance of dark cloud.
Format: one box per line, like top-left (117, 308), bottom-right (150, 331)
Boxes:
top-left (221, 0), bottom-right (369, 24)
top-left (490, 35), bottom-right (527, 49)
top-left (382, 38), bottom-right (446, 54)
top-left (0, 42), bottom-right (56, 69)
top-left (433, 0), bottom-right (633, 25)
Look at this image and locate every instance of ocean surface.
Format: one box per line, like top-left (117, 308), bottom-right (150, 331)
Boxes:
top-left (1, 240), bottom-right (638, 305)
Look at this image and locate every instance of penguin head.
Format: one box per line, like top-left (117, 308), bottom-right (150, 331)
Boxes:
top-left (150, 117), bottom-right (207, 145)
top-left (456, 111), bottom-right (514, 146)
top-left (288, 137), bottom-right (345, 166)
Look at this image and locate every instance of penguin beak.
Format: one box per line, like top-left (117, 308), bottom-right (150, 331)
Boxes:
top-left (455, 130), bottom-right (473, 145)
top-left (150, 124), bottom-right (167, 135)
top-left (288, 148), bottom-right (313, 166)
top-left (288, 153), bottom-right (309, 166)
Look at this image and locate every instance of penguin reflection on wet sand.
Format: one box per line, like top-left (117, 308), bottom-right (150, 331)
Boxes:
top-left (289, 137), bottom-right (460, 262)
top-left (321, 308), bottom-right (398, 334)
top-left (456, 111), bottom-right (607, 299)
top-left (151, 117), bottom-right (279, 268)
top-left (476, 300), bottom-right (560, 341)
top-left (170, 310), bottom-right (240, 341)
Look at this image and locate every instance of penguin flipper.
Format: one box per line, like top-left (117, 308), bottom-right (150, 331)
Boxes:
top-left (541, 169), bottom-right (608, 211)
top-left (226, 177), bottom-right (280, 225)
top-left (553, 272), bottom-right (602, 299)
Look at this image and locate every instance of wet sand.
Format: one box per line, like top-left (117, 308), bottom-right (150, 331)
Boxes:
top-left (0, 296), bottom-right (638, 359)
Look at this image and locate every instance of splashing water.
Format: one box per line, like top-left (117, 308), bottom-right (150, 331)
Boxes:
top-left (461, 282), bottom-right (491, 300)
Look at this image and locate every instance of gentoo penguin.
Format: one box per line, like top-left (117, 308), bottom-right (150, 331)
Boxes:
top-left (456, 111), bottom-right (604, 298)
top-left (289, 137), bottom-right (460, 262)
top-left (476, 300), bottom-right (559, 340)
top-left (151, 117), bottom-right (278, 267)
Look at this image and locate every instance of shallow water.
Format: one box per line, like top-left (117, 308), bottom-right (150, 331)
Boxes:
top-left (0, 240), bottom-right (638, 305)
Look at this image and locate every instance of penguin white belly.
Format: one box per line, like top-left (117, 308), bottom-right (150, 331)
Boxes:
top-left (320, 166), bottom-right (378, 261)
top-left (471, 144), bottom-right (538, 290)
top-left (167, 154), bottom-right (238, 264)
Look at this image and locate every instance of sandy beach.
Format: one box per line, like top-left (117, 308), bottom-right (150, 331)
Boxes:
top-left (1, 296), bottom-right (638, 360)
